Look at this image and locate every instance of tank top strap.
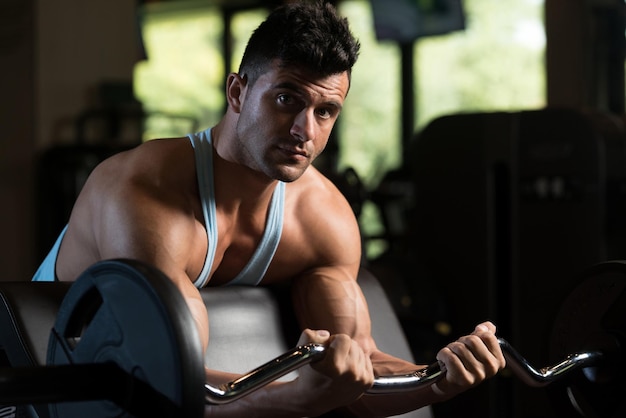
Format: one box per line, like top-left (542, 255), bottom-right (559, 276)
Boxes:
top-left (188, 128), bottom-right (285, 288)
top-left (188, 128), bottom-right (218, 288)
top-left (226, 181), bottom-right (285, 286)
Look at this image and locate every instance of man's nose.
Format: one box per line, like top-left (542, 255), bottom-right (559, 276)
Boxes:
top-left (290, 109), bottom-right (315, 142)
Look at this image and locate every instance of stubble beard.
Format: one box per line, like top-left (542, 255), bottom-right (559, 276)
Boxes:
top-left (234, 130), bottom-right (309, 183)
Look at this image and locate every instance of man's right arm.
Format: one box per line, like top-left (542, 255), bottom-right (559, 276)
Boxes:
top-left (204, 329), bottom-right (373, 418)
top-left (61, 150), bottom-right (213, 354)
top-left (95, 186), bottom-right (211, 353)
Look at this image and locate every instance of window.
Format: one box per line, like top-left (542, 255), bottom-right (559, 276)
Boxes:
top-left (134, 3), bottom-right (225, 139)
top-left (337, 0), bottom-right (545, 257)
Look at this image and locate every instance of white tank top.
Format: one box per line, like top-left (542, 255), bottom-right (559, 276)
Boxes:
top-left (188, 128), bottom-right (285, 288)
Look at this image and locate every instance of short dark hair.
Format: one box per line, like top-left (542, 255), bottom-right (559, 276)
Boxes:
top-left (238, 1), bottom-right (360, 86)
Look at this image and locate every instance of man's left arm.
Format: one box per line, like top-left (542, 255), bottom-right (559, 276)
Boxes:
top-left (289, 177), bottom-right (504, 415)
top-left (291, 269), bottom-right (505, 416)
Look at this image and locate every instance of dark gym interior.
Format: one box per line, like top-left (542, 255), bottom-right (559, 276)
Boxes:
top-left (0, 0), bottom-right (625, 417)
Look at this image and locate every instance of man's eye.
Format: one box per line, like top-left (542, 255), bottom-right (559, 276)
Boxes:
top-left (316, 108), bottom-right (333, 120)
top-left (277, 94), bottom-right (294, 105)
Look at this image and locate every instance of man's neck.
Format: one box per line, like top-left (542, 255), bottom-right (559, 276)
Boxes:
top-left (211, 148), bottom-right (278, 216)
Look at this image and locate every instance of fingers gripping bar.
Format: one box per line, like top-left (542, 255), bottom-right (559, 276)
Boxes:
top-left (204, 338), bottom-right (604, 404)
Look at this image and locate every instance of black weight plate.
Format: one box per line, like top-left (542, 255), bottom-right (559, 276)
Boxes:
top-left (47, 259), bottom-right (204, 418)
top-left (548, 261), bottom-right (626, 417)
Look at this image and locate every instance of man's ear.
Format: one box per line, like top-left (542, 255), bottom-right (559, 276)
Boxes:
top-left (225, 73), bottom-right (247, 113)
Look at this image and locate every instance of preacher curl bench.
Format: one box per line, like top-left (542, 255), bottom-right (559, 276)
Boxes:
top-left (0, 259), bottom-right (624, 417)
top-left (0, 260), bottom-right (432, 418)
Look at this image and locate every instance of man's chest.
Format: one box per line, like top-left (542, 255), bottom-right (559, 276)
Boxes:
top-left (204, 226), bottom-right (313, 287)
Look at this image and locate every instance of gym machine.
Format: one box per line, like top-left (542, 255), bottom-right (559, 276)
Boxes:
top-left (0, 258), bottom-right (623, 417)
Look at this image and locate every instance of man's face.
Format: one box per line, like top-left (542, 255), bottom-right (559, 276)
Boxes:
top-left (234, 61), bottom-right (350, 182)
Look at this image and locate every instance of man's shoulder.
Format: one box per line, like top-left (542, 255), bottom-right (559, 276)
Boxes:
top-left (283, 167), bottom-right (360, 239)
top-left (289, 167), bottom-right (355, 213)
top-left (289, 166), bottom-right (342, 196)
top-left (82, 137), bottom-right (198, 213)
top-left (100, 137), bottom-right (194, 180)
top-left (132, 136), bottom-right (193, 161)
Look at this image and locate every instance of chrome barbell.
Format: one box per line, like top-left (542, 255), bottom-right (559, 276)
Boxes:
top-left (204, 338), bottom-right (604, 404)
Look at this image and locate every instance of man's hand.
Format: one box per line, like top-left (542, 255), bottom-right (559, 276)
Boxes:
top-left (293, 329), bottom-right (374, 415)
top-left (431, 321), bottom-right (506, 398)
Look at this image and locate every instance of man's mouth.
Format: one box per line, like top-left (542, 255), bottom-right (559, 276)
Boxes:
top-left (278, 145), bottom-right (308, 159)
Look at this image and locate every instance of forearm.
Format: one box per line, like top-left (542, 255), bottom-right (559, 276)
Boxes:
top-left (203, 330), bottom-right (372, 418)
top-left (186, 295), bottom-right (210, 353)
top-left (203, 377), bottom-right (330, 418)
top-left (203, 372), bottom-right (445, 418)
top-left (346, 322), bottom-right (506, 417)
top-left (345, 385), bottom-right (446, 418)
top-left (342, 351), bottom-right (451, 417)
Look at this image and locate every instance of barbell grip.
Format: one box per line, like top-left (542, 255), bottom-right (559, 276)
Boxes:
top-left (205, 337), bottom-right (605, 404)
top-left (205, 342), bottom-right (326, 404)
top-left (372, 338), bottom-right (603, 392)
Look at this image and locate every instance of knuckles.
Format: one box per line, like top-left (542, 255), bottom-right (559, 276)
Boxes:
top-left (312, 333), bottom-right (374, 388)
top-left (438, 330), bottom-right (505, 388)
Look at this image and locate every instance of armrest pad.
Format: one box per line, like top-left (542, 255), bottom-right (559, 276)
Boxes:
top-left (0, 282), bottom-right (71, 367)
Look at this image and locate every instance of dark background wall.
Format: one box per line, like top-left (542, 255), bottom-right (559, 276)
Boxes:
top-left (0, 0), bottom-right (139, 281)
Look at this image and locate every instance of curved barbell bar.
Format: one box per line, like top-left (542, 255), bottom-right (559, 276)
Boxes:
top-left (205, 338), bottom-right (604, 404)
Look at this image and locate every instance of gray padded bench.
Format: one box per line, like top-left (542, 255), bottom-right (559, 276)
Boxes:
top-left (0, 268), bottom-right (432, 418)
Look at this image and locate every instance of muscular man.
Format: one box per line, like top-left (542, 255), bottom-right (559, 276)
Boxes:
top-left (33, 2), bottom-right (505, 416)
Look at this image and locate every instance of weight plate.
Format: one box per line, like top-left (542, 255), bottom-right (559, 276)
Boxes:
top-left (548, 261), bottom-right (626, 417)
top-left (47, 259), bottom-right (204, 418)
